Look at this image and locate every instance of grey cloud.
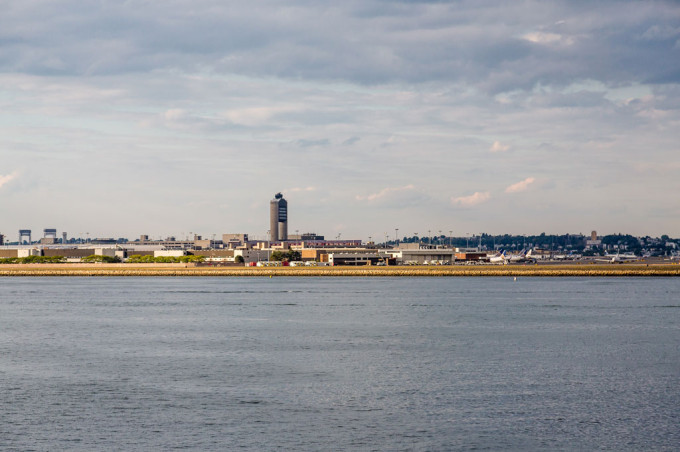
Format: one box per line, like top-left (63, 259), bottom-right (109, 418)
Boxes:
top-left (641, 24), bottom-right (680, 41)
top-left (1, 1), bottom-right (680, 237)
top-left (528, 90), bottom-right (609, 109)
top-left (274, 110), bottom-right (353, 126)
top-left (295, 138), bottom-right (331, 148)
top-left (1, 1), bottom-right (679, 93)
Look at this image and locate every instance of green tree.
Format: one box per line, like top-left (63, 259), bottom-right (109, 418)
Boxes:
top-left (286, 250), bottom-right (302, 261)
top-left (45, 256), bottom-right (66, 263)
top-left (270, 251), bottom-right (285, 261)
top-left (83, 255), bottom-right (120, 263)
top-left (82, 255), bottom-right (102, 263)
top-left (12, 255), bottom-right (66, 264)
top-left (127, 254), bottom-right (154, 263)
top-left (269, 250), bottom-right (301, 262)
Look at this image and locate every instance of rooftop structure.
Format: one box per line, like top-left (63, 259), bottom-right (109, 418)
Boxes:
top-left (18, 229), bottom-right (31, 244)
top-left (288, 232), bottom-right (324, 241)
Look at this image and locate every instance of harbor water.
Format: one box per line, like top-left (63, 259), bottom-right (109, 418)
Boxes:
top-left (1, 277), bottom-right (678, 450)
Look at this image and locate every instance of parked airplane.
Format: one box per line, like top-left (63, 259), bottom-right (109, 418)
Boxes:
top-left (554, 251), bottom-right (581, 261)
top-left (525, 249), bottom-right (548, 260)
top-left (488, 250), bottom-right (508, 264)
top-left (596, 253), bottom-right (639, 263)
top-left (508, 249), bottom-right (531, 263)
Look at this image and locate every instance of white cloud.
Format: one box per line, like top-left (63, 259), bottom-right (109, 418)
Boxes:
top-left (505, 177), bottom-right (536, 193)
top-left (221, 106), bottom-right (298, 126)
top-left (522, 32), bottom-right (574, 47)
top-left (163, 109), bottom-right (187, 121)
top-left (0, 171), bottom-right (18, 189)
top-left (523, 32), bottom-right (563, 44)
top-left (490, 141), bottom-right (510, 152)
top-left (287, 186), bottom-right (317, 193)
top-left (356, 185), bottom-right (415, 202)
top-left (451, 191), bottom-right (490, 207)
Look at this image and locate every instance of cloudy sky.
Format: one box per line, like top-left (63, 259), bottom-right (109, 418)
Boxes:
top-left (1, 0), bottom-right (679, 241)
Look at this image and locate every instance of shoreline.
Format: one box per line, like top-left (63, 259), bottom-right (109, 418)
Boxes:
top-left (0, 263), bottom-right (679, 277)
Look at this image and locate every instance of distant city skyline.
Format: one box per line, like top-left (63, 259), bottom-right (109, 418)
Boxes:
top-left (1, 224), bottom-right (677, 246)
top-left (1, 1), bottom-right (679, 239)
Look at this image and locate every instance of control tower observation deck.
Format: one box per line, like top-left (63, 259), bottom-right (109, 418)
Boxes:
top-left (269, 193), bottom-right (288, 242)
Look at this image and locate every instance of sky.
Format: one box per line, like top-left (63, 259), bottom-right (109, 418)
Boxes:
top-left (1, 0), bottom-right (679, 241)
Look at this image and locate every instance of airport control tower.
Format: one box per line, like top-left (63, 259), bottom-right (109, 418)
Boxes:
top-left (270, 193), bottom-right (288, 242)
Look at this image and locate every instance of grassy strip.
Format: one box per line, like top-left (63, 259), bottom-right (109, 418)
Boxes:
top-left (0, 264), bottom-right (679, 277)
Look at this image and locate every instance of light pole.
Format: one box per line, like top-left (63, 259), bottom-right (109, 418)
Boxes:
top-left (466, 233), bottom-right (469, 249)
top-left (428, 230), bottom-right (431, 246)
top-left (395, 228), bottom-right (399, 247)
